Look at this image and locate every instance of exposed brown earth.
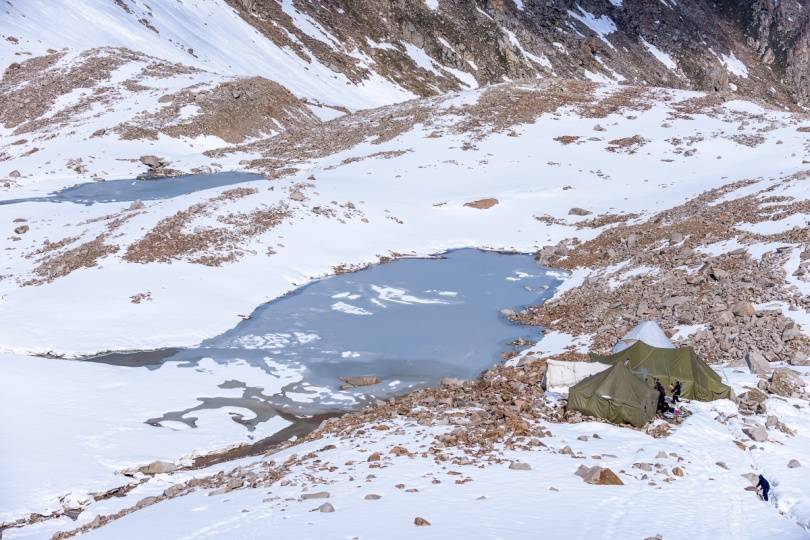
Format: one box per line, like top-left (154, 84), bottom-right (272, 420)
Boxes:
top-left (117, 76), bottom-right (319, 144)
top-left (123, 187), bottom-right (290, 265)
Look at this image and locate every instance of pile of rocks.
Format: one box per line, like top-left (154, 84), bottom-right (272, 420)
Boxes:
top-left (520, 176), bottom-right (810, 368)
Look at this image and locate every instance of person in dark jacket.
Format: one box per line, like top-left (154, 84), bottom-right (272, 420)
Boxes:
top-left (655, 380), bottom-right (669, 414)
top-left (757, 474), bottom-right (771, 501)
top-left (671, 381), bottom-right (682, 403)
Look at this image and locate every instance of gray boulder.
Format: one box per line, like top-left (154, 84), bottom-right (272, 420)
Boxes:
top-left (742, 423), bottom-right (768, 442)
top-left (746, 350), bottom-right (771, 376)
top-left (568, 207), bottom-right (592, 216)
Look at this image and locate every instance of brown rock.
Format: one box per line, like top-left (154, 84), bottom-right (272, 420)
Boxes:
top-left (139, 155), bottom-right (165, 169)
top-left (672, 466), bottom-right (684, 477)
top-left (367, 452), bottom-right (381, 462)
top-left (414, 517), bottom-right (431, 526)
top-left (731, 301), bottom-right (756, 317)
top-left (576, 465), bottom-right (623, 485)
top-left (13, 224), bottom-right (29, 235)
top-left (769, 368), bottom-right (805, 397)
top-left (340, 375), bottom-right (380, 388)
top-left (364, 494), bottom-right (381, 500)
top-left (464, 198), bottom-right (498, 210)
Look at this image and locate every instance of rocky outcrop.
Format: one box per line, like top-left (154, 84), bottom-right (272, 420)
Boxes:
top-left (225, 0), bottom-right (807, 107)
top-left (720, 0), bottom-right (810, 104)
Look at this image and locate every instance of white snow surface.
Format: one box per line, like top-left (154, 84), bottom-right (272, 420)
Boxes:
top-left (0, 352), bottom-right (298, 522)
top-left (721, 52), bottom-right (750, 78)
top-left (9, 368), bottom-right (810, 539)
top-left (569, 6), bottom-right (617, 49)
top-left (641, 38), bottom-right (678, 71)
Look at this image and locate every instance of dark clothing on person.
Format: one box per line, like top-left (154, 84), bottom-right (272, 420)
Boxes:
top-left (757, 475), bottom-right (771, 502)
top-left (656, 388), bottom-right (670, 414)
top-left (656, 394), bottom-right (667, 413)
top-left (672, 382), bottom-right (682, 403)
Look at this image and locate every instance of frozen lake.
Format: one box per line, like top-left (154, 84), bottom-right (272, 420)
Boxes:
top-left (0, 171), bottom-right (264, 206)
top-left (89, 249), bottom-right (561, 430)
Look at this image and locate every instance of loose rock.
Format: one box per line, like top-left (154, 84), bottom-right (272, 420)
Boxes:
top-left (509, 461), bottom-right (532, 471)
top-left (301, 491), bottom-right (330, 500)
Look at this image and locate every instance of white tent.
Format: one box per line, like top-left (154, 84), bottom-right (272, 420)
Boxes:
top-left (543, 359), bottom-right (610, 394)
top-left (611, 320), bottom-right (675, 353)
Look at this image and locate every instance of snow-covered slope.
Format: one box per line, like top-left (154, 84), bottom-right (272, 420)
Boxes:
top-left (0, 0), bottom-right (413, 111)
top-left (6, 362), bottom-right (810, 539)
top-left (1, 82), bottom-right (807, 355)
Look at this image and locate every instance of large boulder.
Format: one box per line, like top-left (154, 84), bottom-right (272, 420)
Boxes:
top-left (568, 207), bottom-right (592, 216)
top-left (732, 301), bottom-right (756, 317)
top-left (789, 351), bottom-right (810, 366)
top-left (575, 465), bottom-right (624, 485)
top-left (769, 368), bottom-right (806, 398)
top-left (742, 423), bottom-right (768, 442)
top-left (139, 460), bottom-right (178, 475)
top-left (139, 155), bottom-right (166, 169)
top-left (746, 350), bottom-right (771, 376)
top-left (301, 491), bottom-right (330, 500)
top-left (738, 388), bottom-right (768, 414)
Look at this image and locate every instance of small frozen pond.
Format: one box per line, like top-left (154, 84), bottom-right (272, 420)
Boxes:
top-left (89, 249), bottom-right (561, 436)
top-left (0, 171), bottom-right (264, 206)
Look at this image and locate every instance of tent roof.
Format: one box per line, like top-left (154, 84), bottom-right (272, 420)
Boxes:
top-left (592, 341), bottom-right (734, 402)
top-left (612, 320), bottom-right (674, 353)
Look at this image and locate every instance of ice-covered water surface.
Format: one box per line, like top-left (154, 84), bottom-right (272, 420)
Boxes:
top-left (0, 250), bottom-right (559, 520)
top-left (0, 171), bottom-right (264, 206)
top-left (93, 249), bottom-right (560, 422)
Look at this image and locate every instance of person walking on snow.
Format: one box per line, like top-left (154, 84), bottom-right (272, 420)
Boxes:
top-left (756, 474), bottom-right (771, 502)
top-left (671, 381), bottom-right (682, 403)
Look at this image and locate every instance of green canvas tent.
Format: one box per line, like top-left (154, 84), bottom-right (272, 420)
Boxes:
top-left (591, 341), bottom-right (734, 402)
top-left (567, 360), bottom-right (659, 427)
